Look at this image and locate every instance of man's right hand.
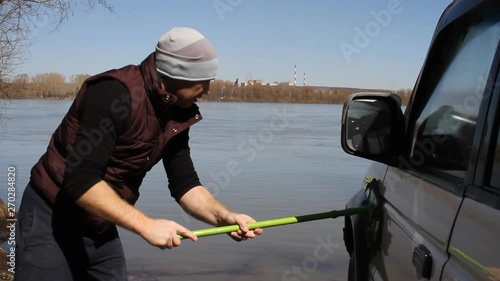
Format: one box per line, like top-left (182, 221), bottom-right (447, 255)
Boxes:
top-left (139, 218), bottom-right (198, 249)
top-left (76, 181), bottom-right (198, 249)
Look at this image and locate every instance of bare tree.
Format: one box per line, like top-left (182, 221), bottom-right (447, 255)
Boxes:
top-left (0, 0), bottom-right (113, 114)
top-left (69, 73), bottom-right (91, 95)
top-left (31, 72), bottom-right (68, 97)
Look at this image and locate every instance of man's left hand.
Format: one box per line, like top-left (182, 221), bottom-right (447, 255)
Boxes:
top-left (221, 213), bottom-right (263, 241)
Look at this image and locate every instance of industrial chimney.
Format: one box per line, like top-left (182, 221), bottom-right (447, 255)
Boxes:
top-left (294, 64), bottom-right (297, 86)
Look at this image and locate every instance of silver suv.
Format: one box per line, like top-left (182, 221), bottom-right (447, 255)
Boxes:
top-left (341, 0), bottom-right (500, 280)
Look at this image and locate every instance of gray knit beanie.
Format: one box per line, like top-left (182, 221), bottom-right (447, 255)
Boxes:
top-left (155, 27), bottom-right (218, 81)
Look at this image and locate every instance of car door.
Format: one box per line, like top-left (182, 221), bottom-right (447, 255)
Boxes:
top-left (369, 2), bottom-right (500, 280)
top-left (441, 20), bottom-right (500, 281)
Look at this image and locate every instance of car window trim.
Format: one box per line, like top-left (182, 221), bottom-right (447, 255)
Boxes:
top-left (470, 41), bottom-right (500, 187)
top-left (464, 41), bottom-right (500, 211)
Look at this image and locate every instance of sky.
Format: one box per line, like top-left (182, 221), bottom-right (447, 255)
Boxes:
top-left (17, 0), bottom-right (453, 90)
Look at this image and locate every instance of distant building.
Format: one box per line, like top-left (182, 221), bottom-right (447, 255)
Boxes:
top-left (247, 79), bottom-right (263, 85)
top-left (239, 80), bottom-right (291, 87)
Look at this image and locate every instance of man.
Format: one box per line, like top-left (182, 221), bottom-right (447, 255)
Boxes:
top-left (15, 27), bottom-right (263, 281)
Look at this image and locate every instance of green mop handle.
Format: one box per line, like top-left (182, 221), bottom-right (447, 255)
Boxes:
top-left (179, 206), bottom-right (370, 240)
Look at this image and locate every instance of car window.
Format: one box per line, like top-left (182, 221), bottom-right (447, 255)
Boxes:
top-left (409, 10), bottom-right (500, 179)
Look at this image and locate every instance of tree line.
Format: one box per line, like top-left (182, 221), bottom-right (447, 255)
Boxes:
top-left (206, 80), bottom-right (412, 105)
top-left (1, 73), bottom-right (91, 99)
top-left (1, 73), bottom-right (412, 104)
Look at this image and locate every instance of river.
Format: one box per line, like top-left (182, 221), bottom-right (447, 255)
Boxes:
top-left (0, 99), bottom-right (373, 281)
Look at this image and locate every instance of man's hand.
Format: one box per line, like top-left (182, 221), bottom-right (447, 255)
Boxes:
top-left (487, 267), bottom-right (500, 281)
top-left (139, 218), bottom-right (198, 249)
top-left (220, 212), bottom-right (263, 241)
top-left (76, 181), bottom-right (198, 250)
top-left (179, 186), bottom-right (264, 241)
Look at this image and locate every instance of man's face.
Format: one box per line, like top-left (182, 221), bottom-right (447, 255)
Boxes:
top-left (175, 80), bottom-right (210, 108)
top-left (162, 78), bottom-right (211, 108)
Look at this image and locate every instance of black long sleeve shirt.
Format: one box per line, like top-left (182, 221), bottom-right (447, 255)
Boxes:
top-left (63, 79), bottom-right (200, 202)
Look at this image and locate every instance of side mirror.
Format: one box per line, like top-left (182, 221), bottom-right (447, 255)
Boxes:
top-left (341, 92), bottom-right (405, 164)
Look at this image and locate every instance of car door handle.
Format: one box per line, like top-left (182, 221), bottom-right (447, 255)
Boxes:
top-left (413, 244), bottom-right (433, 279)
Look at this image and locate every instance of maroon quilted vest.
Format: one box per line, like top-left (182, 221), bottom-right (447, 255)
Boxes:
top-left (30, 53), bottom-right (202, 230)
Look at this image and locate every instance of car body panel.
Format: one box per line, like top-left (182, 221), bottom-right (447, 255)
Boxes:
top-left (369, 167), bottom-right (463, 280)
top-left (441, 199), bottom-right (500, 281)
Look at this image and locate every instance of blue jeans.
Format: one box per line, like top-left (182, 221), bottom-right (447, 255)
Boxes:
top-left (14, 183), bottom-right (127, 281)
